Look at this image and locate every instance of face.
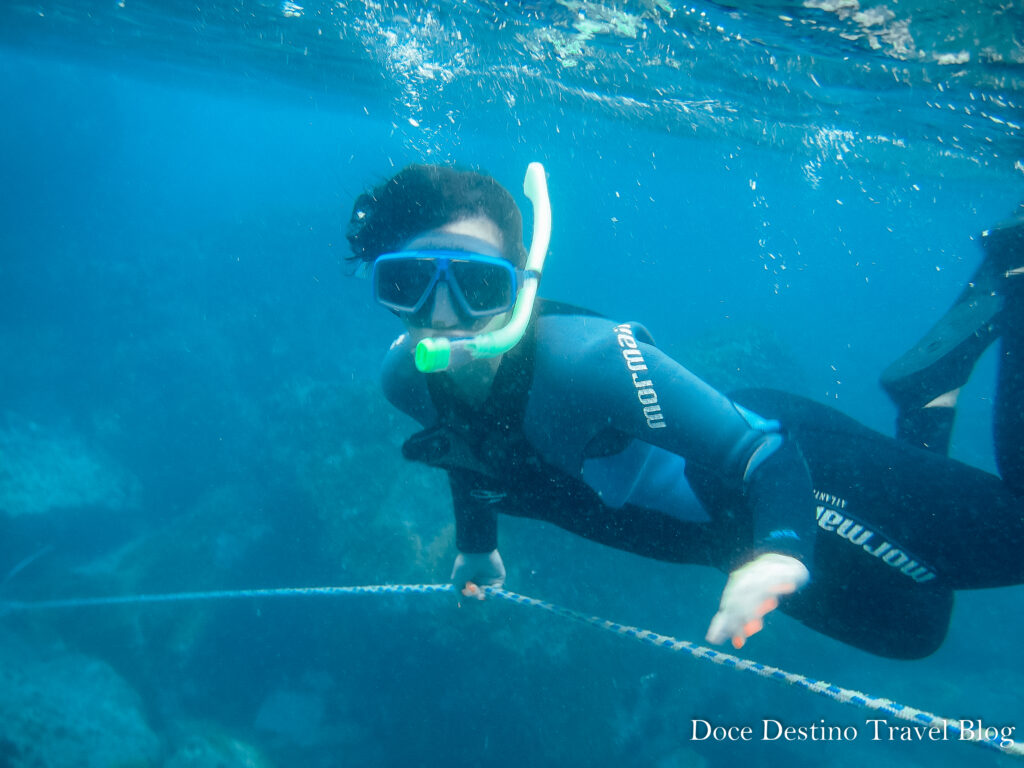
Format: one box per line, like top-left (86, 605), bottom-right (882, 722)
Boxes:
top-left (390, 215), bottom-right (512, 341)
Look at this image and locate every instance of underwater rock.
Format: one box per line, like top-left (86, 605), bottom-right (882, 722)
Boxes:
top-left (264, 376), bottom-right (455, 584)
top-left (253, 688), bottom-right (325, 748)
top-left (51, 482), bottom-right (275, 675)
top-left (0, 413), bottom-right (139, 518)
top-left (0, 630), bottom-right (161, 768)
top-left (164, 724), bottom-right (274, 768)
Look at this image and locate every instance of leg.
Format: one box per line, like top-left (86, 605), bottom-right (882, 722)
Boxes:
top-left (992, 216), bottom-right (1024, 491)
top-left (733, 388), bottom-right (1024, 656)
top-left (731, 389), bottom-right (956, 657)
top-left (880, 204), bottom-right (1024, 455)
top-left (783, 542), bottom-right (953, 659)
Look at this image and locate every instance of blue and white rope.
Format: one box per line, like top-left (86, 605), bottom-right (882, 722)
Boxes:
top-left (4, 582), bottom-right (1020, 759)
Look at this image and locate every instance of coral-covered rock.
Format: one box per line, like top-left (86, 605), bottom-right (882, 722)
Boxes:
top-left (0, 630), bottom-right (161, 767)
top-left (0, 414), bottom-right (139, 517)
top-left (165, 723), bottom-right (274, 768)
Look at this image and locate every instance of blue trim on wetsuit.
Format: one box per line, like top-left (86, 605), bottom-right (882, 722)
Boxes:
top-left (581, 440), bottom-right (709, 522)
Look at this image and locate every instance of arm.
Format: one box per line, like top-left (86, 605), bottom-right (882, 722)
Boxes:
top-left (574, 321), bottom-right (816, 566)
top-left (381, 341), bottom-right (506, 594)
top-left (554, 319), bottom-right (815, 647)
top-left (448, 468), bottom-right (499, 554)
top-left (448, 468), bottom-right (506, 598)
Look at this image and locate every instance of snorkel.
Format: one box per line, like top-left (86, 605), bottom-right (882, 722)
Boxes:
top-left (414, 162), bottom-right (551, 373)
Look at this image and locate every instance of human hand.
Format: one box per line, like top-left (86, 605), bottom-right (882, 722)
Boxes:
top-left (705, 553), bottom-right (809, 650)
top-left (450, 549), bottom-right (506, 601)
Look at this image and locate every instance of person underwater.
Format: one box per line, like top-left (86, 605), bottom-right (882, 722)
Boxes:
top-left (344, 162), bottom-right (1024, 659)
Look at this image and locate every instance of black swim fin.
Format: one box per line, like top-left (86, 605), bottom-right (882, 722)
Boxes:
top-left (881, 205), bottom-right (1024, 411)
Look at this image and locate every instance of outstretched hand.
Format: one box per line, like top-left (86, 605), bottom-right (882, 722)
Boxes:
top-left (705, 553), bottom-right (809, 650)
top-left (451, 549), bottom-right (506, 601)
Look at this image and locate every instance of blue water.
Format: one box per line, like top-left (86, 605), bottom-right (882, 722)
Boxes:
top-left (1, 1), bottom-right (1023, 766)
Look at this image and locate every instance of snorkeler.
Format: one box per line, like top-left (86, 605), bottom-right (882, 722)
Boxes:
top-left (344, 163), bottom-right (1024, 659)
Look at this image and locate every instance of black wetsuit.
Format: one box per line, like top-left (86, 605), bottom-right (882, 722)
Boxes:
top-left (382, 302), bottom-right (1024, 659)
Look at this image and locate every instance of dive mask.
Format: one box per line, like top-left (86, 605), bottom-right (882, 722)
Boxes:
top-left (372, 250), bottom-right (521, 322)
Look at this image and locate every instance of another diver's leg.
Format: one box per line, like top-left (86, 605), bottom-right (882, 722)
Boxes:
top-left (992, 216), bottom-right (1024, 491)
top-left (881, 204), bottom-right (1024, 454)
top-left (889, 391), bottom-right (958, 456)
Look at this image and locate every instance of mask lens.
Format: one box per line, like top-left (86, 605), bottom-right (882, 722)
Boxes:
top-left (374, 257), bottom-right (437, 312)
top-left (450, 259), bottom-right (515, 315)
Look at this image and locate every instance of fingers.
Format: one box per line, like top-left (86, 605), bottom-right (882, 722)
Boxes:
top-left (725, 607), bottom-right (777, 649)
top-left (706, 614), bottom-right (761, 650)
top-left (757, 597), bottom-right (778, 616)
top-left (706, 555), bottom-right (810, 650)
top-left (705, 613), bottom-right (726, 645)
top-left (705, 587), bottom-right (788, 649)
top-left (733, 608), bottom-right (773, 648)
top-left (451, 550), bottom-right (505, 599)
top-left (461, 581), bottom-right (485, 600)
top-left (732, 618), bottom-right (762, 649)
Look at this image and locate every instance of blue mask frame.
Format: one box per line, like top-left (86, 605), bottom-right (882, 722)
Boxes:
top-left (372, 250), bottom-right (521, 320)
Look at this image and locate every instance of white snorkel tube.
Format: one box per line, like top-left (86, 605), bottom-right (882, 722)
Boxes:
top-left (414, 161), bottom-right (551, 373)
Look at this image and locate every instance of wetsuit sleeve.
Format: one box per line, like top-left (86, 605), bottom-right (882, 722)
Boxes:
top-left (737, 434), bottom-right (814, 562)
top-left (577, 322), bottom-right (815, 566)
top-left (448, 469), bottom-right (499, 553)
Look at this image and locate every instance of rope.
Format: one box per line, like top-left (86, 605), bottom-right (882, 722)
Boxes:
top-left (4, 582), bottom-right (1020, 759)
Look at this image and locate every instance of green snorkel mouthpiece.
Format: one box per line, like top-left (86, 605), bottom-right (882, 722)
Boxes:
top-left (415, 162), bottom-right (551, 373)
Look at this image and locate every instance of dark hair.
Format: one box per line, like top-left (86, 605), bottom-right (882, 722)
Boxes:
top-left (346, 164), bottom-right (528, 269)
